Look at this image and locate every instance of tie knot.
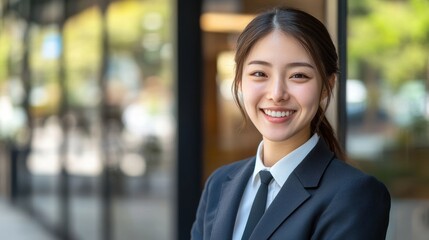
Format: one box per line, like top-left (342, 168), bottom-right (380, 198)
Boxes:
top-left (259, 170), bottom-right (273, 185)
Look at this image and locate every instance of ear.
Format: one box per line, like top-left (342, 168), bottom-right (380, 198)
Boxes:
top-left (321, 74), bottom-right (336, 100)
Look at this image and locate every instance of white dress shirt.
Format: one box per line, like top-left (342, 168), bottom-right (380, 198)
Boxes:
top-left (232, 134), bottom-right (320, 240)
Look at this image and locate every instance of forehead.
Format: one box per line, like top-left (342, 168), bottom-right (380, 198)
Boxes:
top-left (244, 30), bottom-right (314, 65)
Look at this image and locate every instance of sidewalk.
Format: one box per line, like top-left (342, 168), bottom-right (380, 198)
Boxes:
top-left (0, 197), bottom-right (56, 240)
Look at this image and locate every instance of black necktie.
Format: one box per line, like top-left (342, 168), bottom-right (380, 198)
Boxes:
top-left (241, 170), bottom-right (273, 240)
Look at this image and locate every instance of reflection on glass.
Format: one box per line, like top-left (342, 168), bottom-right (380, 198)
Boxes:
top-left (348, 0), bottom-right (429, 239)
top-left (0, 0), bottom-right (175, 239)
top-left (24, 21), bottom-right (64, 229)
top-left (61, 6), bottom-right (103, 239)
top-left (106, 1), bottom-right (175, 239)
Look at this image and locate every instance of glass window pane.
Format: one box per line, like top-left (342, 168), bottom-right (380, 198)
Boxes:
top-left (347, 1), bottom-right (429, 239)
top-left (1, 0), bottom-right (176, 239)
top-left (28, 23), bottom-right (63, 230)
top-left (64, 6), bottom-right (103, 240)
top-left (105, 1), bottom-right (175, 239)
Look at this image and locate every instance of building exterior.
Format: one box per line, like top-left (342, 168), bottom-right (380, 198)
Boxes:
top-left (0, 0), bottom-right (428, 239)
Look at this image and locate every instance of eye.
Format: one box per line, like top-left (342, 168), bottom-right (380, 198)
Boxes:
top-left (250, 71), bottom-right (267, 77)
top-left (290, 73), bottom-right (308, 79)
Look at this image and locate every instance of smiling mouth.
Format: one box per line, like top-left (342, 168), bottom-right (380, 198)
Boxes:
top-left (262, 109), bottom-right (296, 118)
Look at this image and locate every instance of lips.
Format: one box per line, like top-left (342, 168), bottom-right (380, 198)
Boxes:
top-left (262, 109), bottom-right (296, 118)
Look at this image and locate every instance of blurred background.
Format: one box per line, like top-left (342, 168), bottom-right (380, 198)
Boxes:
top-left (0, 0), bottom-right (428, 239)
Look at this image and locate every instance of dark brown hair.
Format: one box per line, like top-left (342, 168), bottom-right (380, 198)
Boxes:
top-left (232, 7), bottom-right (346, 160)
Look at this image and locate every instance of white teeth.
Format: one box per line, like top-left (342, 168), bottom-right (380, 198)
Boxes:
top-left (263, 109), bottom-right (294, 118)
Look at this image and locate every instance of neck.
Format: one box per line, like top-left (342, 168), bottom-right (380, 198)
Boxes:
top-left (262, 134), bottom-right (311, 167)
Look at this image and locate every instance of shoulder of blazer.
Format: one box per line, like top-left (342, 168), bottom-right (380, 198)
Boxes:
top-left (207, 157), bottom-right (255, 184)
top-left (296, 138), bottom-right (390, 195)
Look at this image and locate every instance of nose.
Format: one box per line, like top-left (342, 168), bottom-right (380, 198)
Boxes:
top-left (267, 77), bottom-right (288, 103)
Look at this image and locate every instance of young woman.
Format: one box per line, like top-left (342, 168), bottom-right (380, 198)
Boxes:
top-left (192, 7), bottom-right (390, 240)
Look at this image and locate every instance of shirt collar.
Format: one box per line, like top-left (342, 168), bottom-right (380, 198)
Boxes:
top-left (252, 134), bottom-right (320, 188)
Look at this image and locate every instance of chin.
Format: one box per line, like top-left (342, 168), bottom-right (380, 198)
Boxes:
top-left (263, 133), bottom-right (294, 142)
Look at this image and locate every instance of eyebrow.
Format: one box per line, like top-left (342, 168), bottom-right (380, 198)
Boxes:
top-left (247, 60), bottom-right (315, 69)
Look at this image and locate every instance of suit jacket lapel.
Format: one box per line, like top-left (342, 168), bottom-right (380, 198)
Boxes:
top-left (251, 174), bottom-right (310, 240)
top-left (210, 158), bottom-right (255, 240)
top-left (250, 139), bottom-right (335, 240)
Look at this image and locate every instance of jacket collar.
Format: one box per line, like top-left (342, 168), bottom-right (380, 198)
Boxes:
top-left (249, 138), bottom-right (335, 239)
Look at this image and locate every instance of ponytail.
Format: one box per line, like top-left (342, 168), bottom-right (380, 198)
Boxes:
top-left (312, 107), bottom-right (347, 161)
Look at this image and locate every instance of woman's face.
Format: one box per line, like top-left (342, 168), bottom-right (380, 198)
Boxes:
top-left (241, 30), bottom-right (323, 145)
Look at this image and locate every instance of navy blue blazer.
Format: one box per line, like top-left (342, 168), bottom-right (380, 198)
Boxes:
top-left (191, 139), bottom-right (391, 240)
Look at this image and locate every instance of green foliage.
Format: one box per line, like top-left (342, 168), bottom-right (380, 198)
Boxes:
top-left (61, 1), bottom-right (171, 107)
top-left (348, 0), bottom-right (429, 89)
top-left (106, 1), bottom-right (171, 50)
top-left (348, 0), bottom-right (373, 15)
top-left (0, 33), bottom-right (10, 83)
top-left (0, 0), bottom-right (172, 111)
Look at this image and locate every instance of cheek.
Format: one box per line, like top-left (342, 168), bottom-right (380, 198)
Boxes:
top-left (242, 93), bottom-right (254, 115)
top-left (241, 81), bottom-right (259, 108)
top-left (294, 84), bottom-right (322, 111)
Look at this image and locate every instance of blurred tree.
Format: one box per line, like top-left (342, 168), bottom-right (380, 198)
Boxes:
top-left (0, 34), bottom-right (11, 84)
top-left (348, 0), bottom-right (429, 132)
top-left (62, 1), bottom-right (171, 107)
top-left (63, 6), bottom-right (102, 107)
top-left (348, 0), bottom-right (429, 89)
top-left (348, 0), bottom-right (429, 198)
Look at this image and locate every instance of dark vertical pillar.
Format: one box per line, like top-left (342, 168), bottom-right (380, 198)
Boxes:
top-left (98, 0), bottom-right (112, 240)
top-left (58, 0), bottom-right (70, 238)
top-left (177, 0), bottom-right (203, 239)
top-left (19, 0), bottom-right (34, 207)
top-left (337, 0), bottom-right (348, 151)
